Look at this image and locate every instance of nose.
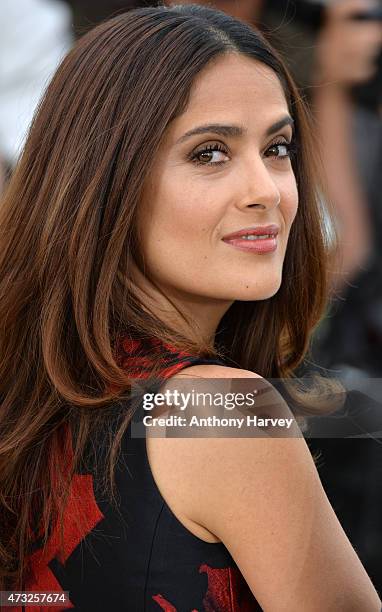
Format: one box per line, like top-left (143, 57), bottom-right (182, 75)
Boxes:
top-left (236, 156), bottom-right (281, 211)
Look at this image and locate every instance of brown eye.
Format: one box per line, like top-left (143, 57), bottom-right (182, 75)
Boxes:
top-left (198, 150), bottom-right (215, 163)
top-left (190, 143), bottom-right (229, 166)
top-left (265, 140), bottom-right (298, 160)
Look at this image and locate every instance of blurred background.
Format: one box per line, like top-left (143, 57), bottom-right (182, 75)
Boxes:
top-left (1, 0), bottom-right (381, 593)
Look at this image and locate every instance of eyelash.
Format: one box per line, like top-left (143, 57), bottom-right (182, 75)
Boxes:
top-left (189, 139), bottom-right (299, 166)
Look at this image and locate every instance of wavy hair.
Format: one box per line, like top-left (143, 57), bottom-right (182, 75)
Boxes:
top-left (0, 4), bottom-right (332, 588)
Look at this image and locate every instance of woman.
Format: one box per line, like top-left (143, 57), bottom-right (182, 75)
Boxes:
top-left (0, 4), bottom-right (380, 610)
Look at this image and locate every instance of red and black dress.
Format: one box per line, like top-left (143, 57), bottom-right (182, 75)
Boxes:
top-left (21, 335), bottom-right (262, 611)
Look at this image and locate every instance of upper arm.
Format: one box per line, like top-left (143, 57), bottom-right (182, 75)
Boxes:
top-left (153, 365), bottom-right (381, 611)
top-left (195, 435), bottom-right (381, 611)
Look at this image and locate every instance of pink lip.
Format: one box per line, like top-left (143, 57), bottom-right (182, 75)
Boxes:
top-left (221, 224), bottom-right (279, 254)
top-left (222, 224), bottom-right (279, 240)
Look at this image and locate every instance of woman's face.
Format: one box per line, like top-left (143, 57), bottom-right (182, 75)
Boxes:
top-left (137, 53), bottom-right (298, 310)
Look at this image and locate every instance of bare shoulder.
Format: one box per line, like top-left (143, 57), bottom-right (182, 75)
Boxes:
top-left (172, 363), bottom-right (263, 379)
top-left (146, 364), bottom-right (381, 610)
top-left (168, 362), bottom-right (299, 429)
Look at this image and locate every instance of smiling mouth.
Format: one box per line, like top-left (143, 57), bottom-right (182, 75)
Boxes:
top-left (221, 223), bottom-right (279, 253)
top-left (222, 223), bottom-right (279, 240)
top-left (221, 235), bottom-right (278, 254)
top-left (235, 234), bottom-right (274, 241)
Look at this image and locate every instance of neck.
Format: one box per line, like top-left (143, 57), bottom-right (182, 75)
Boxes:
top-left (128, 262), bottom-right (233, 345)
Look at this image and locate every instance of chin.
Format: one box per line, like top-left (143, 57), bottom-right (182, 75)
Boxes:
top-left (235, 278), bottom-right (282, 301)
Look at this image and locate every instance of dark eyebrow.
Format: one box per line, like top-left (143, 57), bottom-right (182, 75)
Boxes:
top-left (176, 123), bottom-right (244, 144)
top-left (176, 116), bottom-right (294, 145)
top-left (266, 115), bottom-right (294, 136)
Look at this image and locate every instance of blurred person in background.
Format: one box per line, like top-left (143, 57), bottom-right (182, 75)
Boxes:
top-left (303, 1), bottom-right (382, 592)
top-left (0, 0), bottom-right (73, 194)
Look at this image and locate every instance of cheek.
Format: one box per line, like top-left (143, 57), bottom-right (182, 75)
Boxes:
top-left (137, 176), bottom-right (222, 281)
top-left (281, 177), bottom-right (299, 225)
top-left (146, 175), bottom-right (222, 239)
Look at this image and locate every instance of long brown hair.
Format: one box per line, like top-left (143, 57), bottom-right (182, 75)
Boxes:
top-left (0, 4), bottom-right (332, 588)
